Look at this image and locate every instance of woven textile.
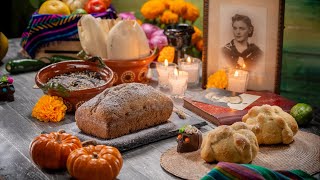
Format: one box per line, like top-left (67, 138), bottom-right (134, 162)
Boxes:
top-left (21, 6), bottom-right (117, 58)
top-left (201, 162), bottom-right (316, 180)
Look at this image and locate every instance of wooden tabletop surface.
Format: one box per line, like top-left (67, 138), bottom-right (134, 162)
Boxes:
top-left (0, 39), bottom-right (319, 180)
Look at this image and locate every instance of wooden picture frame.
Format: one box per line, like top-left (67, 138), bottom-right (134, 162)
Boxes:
top-left (202, 0), bottom-right (285, 93)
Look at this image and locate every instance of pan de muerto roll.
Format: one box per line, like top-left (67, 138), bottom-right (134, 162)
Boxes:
top-left (201, 122), bottom-right (259, 164)
top-left (242, 104), bottom-right (298, 145)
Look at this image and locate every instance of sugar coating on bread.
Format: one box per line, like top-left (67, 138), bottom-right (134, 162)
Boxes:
top-left (242, 104), bottom-right (298, 145)
top-left (201, 122), bottom-right (259, 164)
top-left (75, 83), bottom-right (173, 139)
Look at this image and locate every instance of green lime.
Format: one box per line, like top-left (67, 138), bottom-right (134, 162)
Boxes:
top-left (72, 8), bottom-right (87, 14)
top-left (290, 103), bottom-right (313, 126)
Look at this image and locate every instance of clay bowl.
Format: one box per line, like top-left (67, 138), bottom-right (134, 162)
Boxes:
top-left (103, 48), bottom-right (159, 85)
top-left (35, 60), bottom-right (114, 112)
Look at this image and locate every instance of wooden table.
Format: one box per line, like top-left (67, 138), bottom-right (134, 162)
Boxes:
top-left (1, 39), bottom-right (319, 180)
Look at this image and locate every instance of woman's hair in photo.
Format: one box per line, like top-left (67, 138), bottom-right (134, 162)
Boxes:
top-left (232, 14), bottom-right (254, 37)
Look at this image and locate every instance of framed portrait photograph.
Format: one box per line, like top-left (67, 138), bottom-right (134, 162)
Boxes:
top-left (202, 0), bottom-right (285, 93)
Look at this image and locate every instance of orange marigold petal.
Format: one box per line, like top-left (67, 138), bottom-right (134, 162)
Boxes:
top-left (32, 95), bottom-right (67, 122)
top-left (196, 39), bottom-right (203, 52)
top-left (206, 69), bottom-right (228, 89)
top-left (160, 10), bottom-right (179, 24)
top-left (192, 26), bottom-right (202, 45)
top-left (141, 0), bottom-right (166, 19)
top-left (182, 2), bottom-right (199, 22)
top-left (157, 46), bottom-right (175, 63)
top-left (169, 0), bottom-right (187, 16)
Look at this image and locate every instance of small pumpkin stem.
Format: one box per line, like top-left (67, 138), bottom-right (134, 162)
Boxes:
top-left (92, 152), bottom-right (99, 159)
top-left (82, 140), bottom-right (97, 147)
top-left (55, 134), bottom-right (62, 143)
top-left (58, 129), bottom-right (66, 134)
top-left (55, 130), bottom-right (65, 143)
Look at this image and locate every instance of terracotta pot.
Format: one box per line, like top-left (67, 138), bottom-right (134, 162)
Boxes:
top-left (103, 49), bottom-right (159, 85)
top-left (35, 60), bottom-right (114, 112)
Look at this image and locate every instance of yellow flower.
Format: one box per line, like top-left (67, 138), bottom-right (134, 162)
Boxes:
top-left (196, 38), bottom-right (203, 52)
top-left (141, 0), bottom-right (166, 19)
top-left (207, 69), bottom-right (228, 89)
top-left (182, 2), bottom-right (199, 22)
top-left (192, 26), bottom-right (202, 45)
top-left (160, 10), bottom-right (179, 24)
top-left (32, 95), bottom-right (67, 122)
top-left (169, 0), bottom-right (187, 16)
top-left (157, 46), bottom-right (175, 63)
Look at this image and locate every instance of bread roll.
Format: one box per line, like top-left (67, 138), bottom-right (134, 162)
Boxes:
top-left (242, 104), bottom-right (298, 145)
top-left (75, 83), bottom-right (173, 139)
top-left (201, 122), bottom-right (259, 164)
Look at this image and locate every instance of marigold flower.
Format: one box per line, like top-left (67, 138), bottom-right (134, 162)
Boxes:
top-left (169, 0), bottom-right (187, 16)
top-left (182, 2), bottom-right (199, 22)
top-left (207, 69), bottom-right (228, 89)
top-left (141, 0), bottom-right (166, 19)
top-left (196, 39), bottom-right (203, 52)
top-left (32, 95), bottom-right (67, 122)
top-left (160, 10), bottom-right (179, 24)
top-left (192, 26), bottom-right (202, 45)
top-left (157, 46), bottom-right (175, 63)
top-left (159, 0), bottom-right (173, 8)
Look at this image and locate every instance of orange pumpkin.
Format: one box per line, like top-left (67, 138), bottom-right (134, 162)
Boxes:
top-left (29, 130), bottom-right (82, 169)
top-left (67, 143), bottom-right (123, 180)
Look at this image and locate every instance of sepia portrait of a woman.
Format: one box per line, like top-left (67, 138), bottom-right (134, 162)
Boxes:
top-left (222, 14), bottom-right (263, 70)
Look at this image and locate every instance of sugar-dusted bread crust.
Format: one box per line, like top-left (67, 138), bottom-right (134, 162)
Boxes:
top-left (201, 122), bottom-right (259, 164)
top-left (75, 83), bottom-right (173, 139)
top-left (242, 104), bottom-right (298, 145)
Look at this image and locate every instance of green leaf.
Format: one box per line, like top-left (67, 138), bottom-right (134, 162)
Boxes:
top-left (178, 128), bottom-right (185, 133)
top-left (77, 50), bottom-right (107, 68)
top-left (178, 125), bottom-right (188, 133)
top-left (42, 82), bottom-right (70, 98)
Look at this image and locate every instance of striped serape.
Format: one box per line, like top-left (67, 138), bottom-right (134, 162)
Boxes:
top-left (201, 162), bottom-right (316, 180)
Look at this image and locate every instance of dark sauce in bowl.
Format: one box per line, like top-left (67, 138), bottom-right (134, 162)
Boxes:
top-left (46, 71), bottom-right (106, 91)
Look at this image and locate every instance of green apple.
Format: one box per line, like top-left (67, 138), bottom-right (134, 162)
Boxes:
top-left (72, 8), bottom-right (87, 14)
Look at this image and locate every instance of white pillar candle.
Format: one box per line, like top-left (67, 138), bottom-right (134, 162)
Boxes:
top-left (179, 56), bottom-right (200, 84)
top-left (227, 69), bottom-right (249, 93)
top-left (168, 68), bottom-right (188, 96)
top-left (156, 59), bottom-right (177, 88)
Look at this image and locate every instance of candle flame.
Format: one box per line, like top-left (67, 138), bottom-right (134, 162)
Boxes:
top-left (174, 68), bottom-right (179, 76)
top-left (164, 59), bottom-right (168, 66)
top-left (242, 63), bottom-right (246, 68)
top-left (187, 56), bottom-right (192, 63)
top-left (234, 70), bottom-right (239, 77)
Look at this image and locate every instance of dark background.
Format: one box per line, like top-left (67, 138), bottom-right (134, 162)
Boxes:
top-left (0, 1), bottom-right (34, 38)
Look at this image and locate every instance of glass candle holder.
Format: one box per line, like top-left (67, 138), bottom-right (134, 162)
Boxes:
top-left (178, 56), bottom-right (201, 86)
top-left (168, 69), bottom-right (188, 97)
top-left (156, 61), bottom-right (177, 89)
top-left (227, 69), bottom-right (249, 93)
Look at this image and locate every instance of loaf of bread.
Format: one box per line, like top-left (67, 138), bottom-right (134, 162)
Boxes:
top-left (242, 104), bottom-right (298, 145)
top-left (201, 122), bottom-right (259, 164)
top-left (75, 83), bottom-right (173, 139)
